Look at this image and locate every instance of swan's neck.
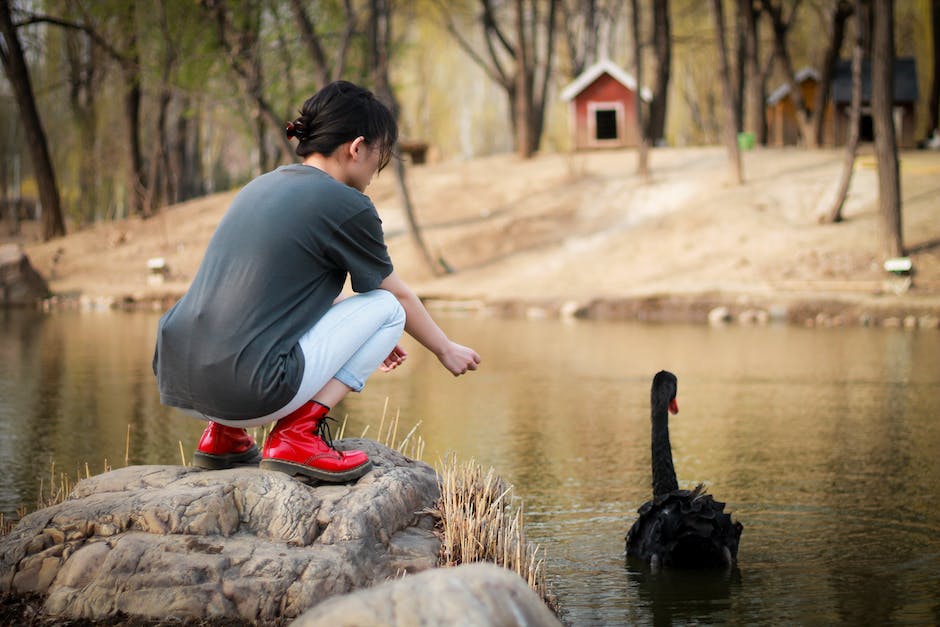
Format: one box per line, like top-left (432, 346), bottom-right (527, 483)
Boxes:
top-left (651, 405), bottom-right (679, 496)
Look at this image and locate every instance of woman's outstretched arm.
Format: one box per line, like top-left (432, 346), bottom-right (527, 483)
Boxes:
top-left (378, 271), bottom-right (481, 376)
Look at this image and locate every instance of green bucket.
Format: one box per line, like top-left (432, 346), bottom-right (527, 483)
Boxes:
top-left (737, 132), bottom-right (755, 150)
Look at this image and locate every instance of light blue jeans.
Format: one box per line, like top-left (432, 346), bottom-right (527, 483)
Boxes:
top-left (203, 289), bottom-right (405, 428)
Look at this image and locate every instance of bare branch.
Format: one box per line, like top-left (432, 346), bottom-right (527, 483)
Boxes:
top-left (289, 0), bottom-right (330, 87)
top-left (438, 2), bottom-right (509, 87)
top-left (482, 0), bottom-right (517, 59)
top-left (14, 12), bottom-right (131, 68)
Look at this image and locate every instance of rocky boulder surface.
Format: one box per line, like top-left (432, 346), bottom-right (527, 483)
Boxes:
top-left (293, 562), bottom-right (563, 626)
top-left (0, 439), bottom-right (443, 623)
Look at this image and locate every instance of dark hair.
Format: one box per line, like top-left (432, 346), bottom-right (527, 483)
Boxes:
top-left (286, 81), bottom-right (398, 171)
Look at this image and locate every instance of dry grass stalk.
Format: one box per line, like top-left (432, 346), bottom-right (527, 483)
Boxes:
top-left (124, 424), bottom-right (131, 466)
top-left (435, 455), bottom-right (555, 611)
top-left (357, 401), bottom-right (425, 460)
top-left (35, 457), bottom-right (109, 512)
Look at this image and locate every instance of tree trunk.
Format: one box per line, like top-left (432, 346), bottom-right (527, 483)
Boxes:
top-left (369, 0), bottom-right (444, 276)
top-left (733, 0), bottom-right (747, 133)
top-left (289, 0), bottom-right (331, 87)
top-left (144, 0), bottom-right (177, 216)
top-left (929, 0), bottom-right (940, 135)
top-left (871, 0), bottom-right (903, 258)
top-left (532, 0), bottom-right (557, 156)
top-left (122, 52), bottom-right (147, 217)
top-left (710, 0), bottom-right (744, 184)
top-left (143, 87), bottom-right (171, 217)
top-left (17, 4), bottom-right (150, 220)
top-left (446, 0), bottom-right (556, 159)
top-left (647, 0), bottom-right (671, 144)
top-left (204, 1), bottom-right (293, 167)
top-left (740, 0), bottom-right (765, 144)
top-left (765, 0), bottom-right (815, 146)
top-left (0, 0), bottom-right (67, 239)
top-left (811, 1), bottom-right (853, 147)
top-left (823, 0), bottom-right (866, 224)
top-left (561, 0), bottom-right (599, 77)
top-left (111, 2), bottom-right (149, 218)
top-left (65, 25), bottom-right (102, 222)
top-left (174, 95), bottom-right (205, 202)
top-left (510, 0), bottom-right (558, 158)
top-left (514, 0), bottom-right (534, 158)
top-left (631, 0), bottom-right (650, 179)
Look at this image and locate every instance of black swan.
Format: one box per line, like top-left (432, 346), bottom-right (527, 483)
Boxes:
top-left (625, 370), bottom-right (743, 570)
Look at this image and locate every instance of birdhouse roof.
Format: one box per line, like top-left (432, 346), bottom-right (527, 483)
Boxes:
top-left (830, 57), bottom-right (918, 104)
top-left (766, 67), bottom-right (820, 105)
top-left (560, 58), bottom-right (652, 102)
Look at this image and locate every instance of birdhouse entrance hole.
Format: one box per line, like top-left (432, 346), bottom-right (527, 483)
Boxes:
top-left (595, 108), bottom-right (619, 140)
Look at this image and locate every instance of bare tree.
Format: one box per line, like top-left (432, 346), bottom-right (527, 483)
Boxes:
top-left (289, 0), bottom-right (357, 88)
top-left (63, 15), bottom-right (105, 221)
top-left (733, 0), bottom-right (747, 132)
top-left (15, 4), bottom-right (153, 217)
top-left (871, 0), bottom-right (902, 258)
top-left (561, 0), bottom-right (624, 75)
top-left (0, 0), bottom-right (67, 239)
top-left (117, 4), bottom-right (148, 216)
top-left (630, 0), bottom-right (650, 178)
top-left (822, 0), bottom-right (866, 223)
top-left (647, 0), bottom-right (671, 144)
top-left (810, 1), bottom-right (853, 146)
top-left (442, 0), bottom-right (560, 158)
top-left (763, 0), bottom-right (853, 148)
top-left (142, 0), bottom-right (176, 217)
top-left (739, 0), bottom-right (765, 143)
top-left (172, 94), bottom-right (205, 204)
top-left (367, 0), bottom-right (444, 276)
top-left (561, 0), bottom-right (601, 76)
top-left (710, 0), bottom-right (744, 184)
top-left (764, 0), bottom-right (816, 145)
top-left (202, 0), bottom-right (294, 171)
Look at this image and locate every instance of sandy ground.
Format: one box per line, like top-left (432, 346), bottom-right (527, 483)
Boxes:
top-left (15, 146), bottom-right (940, 323)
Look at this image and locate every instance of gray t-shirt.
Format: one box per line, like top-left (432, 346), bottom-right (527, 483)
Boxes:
top-left (153, 164), bottom-right (394, 420)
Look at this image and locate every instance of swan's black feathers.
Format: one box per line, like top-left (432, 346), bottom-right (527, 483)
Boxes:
top-left (625, 371), bottom-right (743, 569)
top-left (626, 485), bottom-right (742, 568)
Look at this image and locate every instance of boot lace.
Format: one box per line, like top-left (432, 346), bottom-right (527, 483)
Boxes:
top-left (315, 416), bottom-right (343, 457)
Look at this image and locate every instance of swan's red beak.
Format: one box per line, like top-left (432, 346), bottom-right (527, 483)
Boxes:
top-left (669, 398), bottom-right (679, 414)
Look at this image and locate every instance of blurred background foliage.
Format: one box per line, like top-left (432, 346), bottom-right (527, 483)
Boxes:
top-left (0, 0), bottom-right (936, 230)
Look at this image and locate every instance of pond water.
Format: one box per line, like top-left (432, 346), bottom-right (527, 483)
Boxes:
top-left (2, 309), bottom-right (939, 625)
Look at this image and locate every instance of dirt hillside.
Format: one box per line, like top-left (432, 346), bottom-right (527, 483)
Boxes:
top-left (18, 146), bottom-right (940, 324)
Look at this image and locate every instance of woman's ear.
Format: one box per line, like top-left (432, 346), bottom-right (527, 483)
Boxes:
top-left (348, 136), bottom-right (367, 161)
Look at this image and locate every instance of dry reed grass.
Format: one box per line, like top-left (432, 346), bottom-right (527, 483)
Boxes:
top-left (434, 454), bottom-right (557, 612)
top-left (344, 396), bottom-right (426, 460)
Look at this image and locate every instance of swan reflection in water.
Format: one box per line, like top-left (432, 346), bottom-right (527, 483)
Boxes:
top-left (626, 561), bottom-right (743, 625)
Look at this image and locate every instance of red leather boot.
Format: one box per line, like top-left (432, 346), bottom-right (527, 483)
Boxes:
top-left (260, 401), bottom-right (372, 483)
top-left (193, 422), bottom-right (261, 470)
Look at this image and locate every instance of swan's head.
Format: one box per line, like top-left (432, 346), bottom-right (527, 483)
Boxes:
top-left (652, 370), bottom-right (679, 414)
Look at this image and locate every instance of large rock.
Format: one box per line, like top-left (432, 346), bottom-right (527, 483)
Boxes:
top-left (0, 244), bottom-right (50, 307)
top-left (292, 562), bottom-right (563, 627)
top-left (0, 439), bottom-right (441, 623)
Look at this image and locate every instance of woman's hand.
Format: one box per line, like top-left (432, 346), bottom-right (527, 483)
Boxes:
top-left (438, 341), bottom-right (481, 376)
top-left (377, 272), bottom-right (481, 377)
top-left (380, 344), bottom-right (408, 372)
